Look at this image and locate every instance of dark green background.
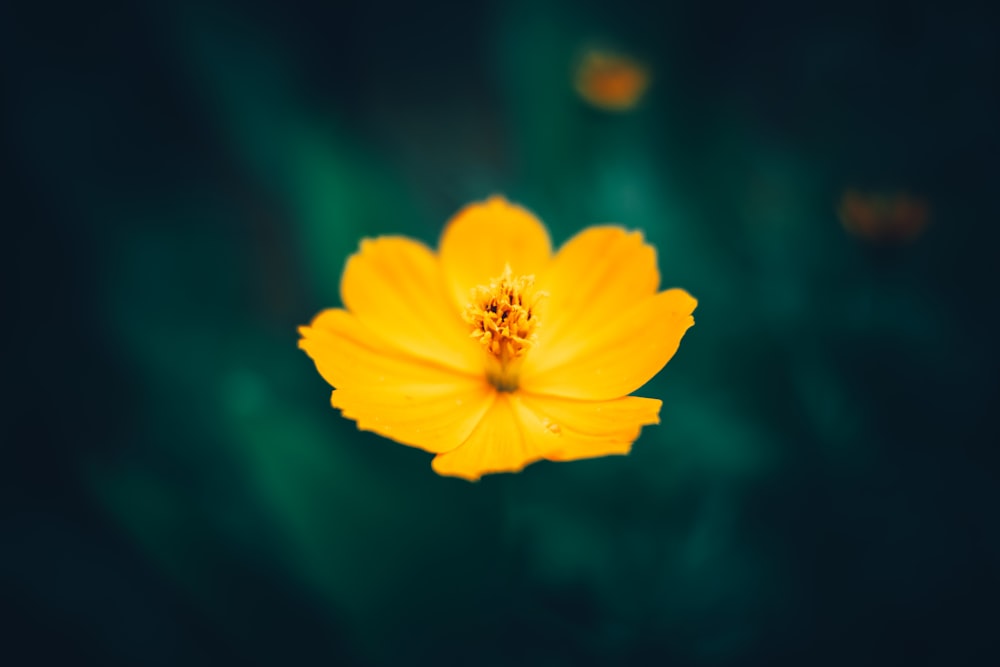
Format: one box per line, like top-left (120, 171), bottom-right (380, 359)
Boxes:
top-left (4, 0), bottom-right (999, 665)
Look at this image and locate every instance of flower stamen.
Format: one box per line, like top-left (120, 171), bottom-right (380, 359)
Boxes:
top-left (464, 265), bottom-right (543, 391)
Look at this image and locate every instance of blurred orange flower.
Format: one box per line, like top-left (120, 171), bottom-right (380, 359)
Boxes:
top-left (574, 50), bottom-right (650, 112)
top-left (838, 189), bottom-right (930, 243)
top-left (299, 197), bottom-right (696, 480)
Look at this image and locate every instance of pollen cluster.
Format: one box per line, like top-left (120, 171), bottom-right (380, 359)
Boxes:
top-left (464, 266), bottom-right (543, 383)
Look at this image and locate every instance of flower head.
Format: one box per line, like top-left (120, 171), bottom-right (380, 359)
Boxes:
top-left (839, 189), bottom-right (930, 244)
top-left (574, 49), bottom-right (650, 112)
top-left (298, 196), bottom-right (696, 480)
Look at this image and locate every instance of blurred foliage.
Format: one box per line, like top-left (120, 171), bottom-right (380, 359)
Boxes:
top-left (4, 0), bottom-right (999, 665)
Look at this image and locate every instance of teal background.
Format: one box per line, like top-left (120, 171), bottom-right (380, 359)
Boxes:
top-left (4, 0), bottom-right (999, 665)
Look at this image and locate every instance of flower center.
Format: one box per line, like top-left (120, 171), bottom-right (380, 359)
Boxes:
top-left (464, 265), bottom-right (543, 391)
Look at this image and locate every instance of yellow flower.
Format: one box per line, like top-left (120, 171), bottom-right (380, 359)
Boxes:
top-left (298, 196), bottom-right (696, 481)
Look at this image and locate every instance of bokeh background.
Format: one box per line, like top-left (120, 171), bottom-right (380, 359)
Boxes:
top-left (4, 0), bottom-right (999, 664)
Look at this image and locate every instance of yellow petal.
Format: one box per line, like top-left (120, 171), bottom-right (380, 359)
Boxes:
top-left (533, 226), bottom-right (659, 356)
top-left (517, 393), bottom-right (661, 462)
top-left (520, 289), bottom-right (697, 400)
top-left (299, 309), bottom-right (473, 388)
top-left (299, 309), bottom-right (496, 453)
top-left (431, 393), bottom-right (549, 480)
top-left (438, 196), bottom-right (552, 310)
top-left (341, 236), bottom-right (482, 374)
top-left (333, 384), bottom-right (496, 454)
